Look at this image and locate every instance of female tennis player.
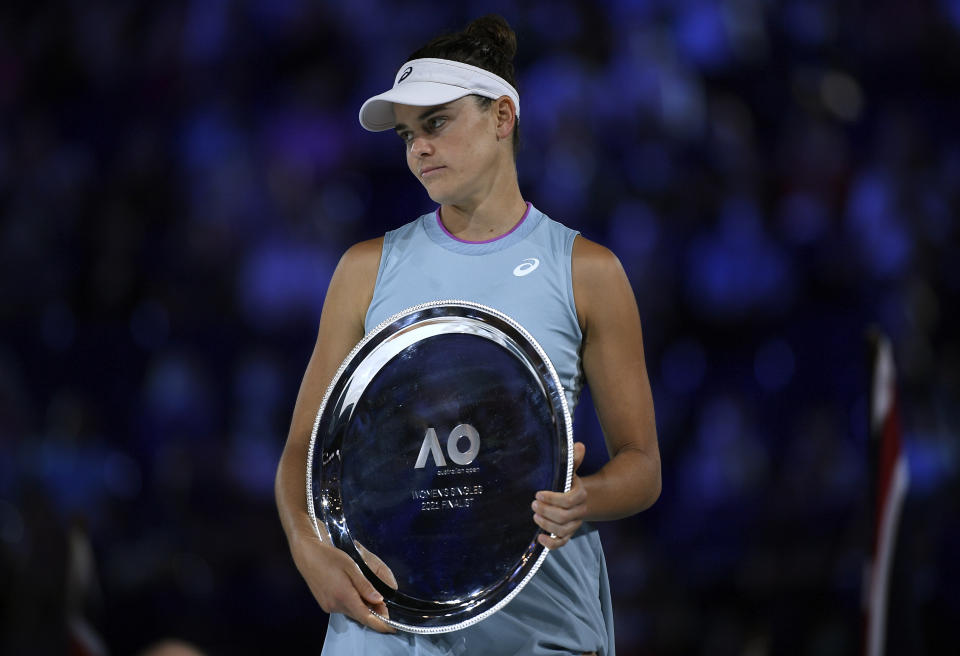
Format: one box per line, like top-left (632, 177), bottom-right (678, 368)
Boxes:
top-left (275, 15), bottom-right (660, 655)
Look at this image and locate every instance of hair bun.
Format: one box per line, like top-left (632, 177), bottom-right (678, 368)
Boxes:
top-left (463, 14), bottom-right (517, 61)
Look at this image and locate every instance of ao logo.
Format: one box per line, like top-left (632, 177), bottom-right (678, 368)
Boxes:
top-left (415, 424), bottom-right (480, 468)
top-left (513, 258), bottom-right (540, 277)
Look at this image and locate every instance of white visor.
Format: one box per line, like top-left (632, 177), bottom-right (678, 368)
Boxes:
top-left (358, 57), bottom-right (520, 132)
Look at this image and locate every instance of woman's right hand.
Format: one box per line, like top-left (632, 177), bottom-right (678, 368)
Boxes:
top-left (290, 531), bottom-right (397, 633)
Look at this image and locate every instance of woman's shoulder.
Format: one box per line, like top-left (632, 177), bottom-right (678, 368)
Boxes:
top-left (571, 234), bottom-right (618, 266)
top-left (337, 236), bottom-right (384, 278)
top-left (571, 235), bottom-right (628, 297)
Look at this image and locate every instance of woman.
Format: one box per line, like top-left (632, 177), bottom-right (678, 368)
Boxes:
top-left (275, 15), bottom-right (660, 655)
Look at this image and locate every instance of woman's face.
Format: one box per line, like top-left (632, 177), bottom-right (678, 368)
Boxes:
top-left (392, 97), bottom-right (505, 205)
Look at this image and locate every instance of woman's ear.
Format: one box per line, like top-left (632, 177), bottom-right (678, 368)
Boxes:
top-left (494, 96), bottom-right (517, 142)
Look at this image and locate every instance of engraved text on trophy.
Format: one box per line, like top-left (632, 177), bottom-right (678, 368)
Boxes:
top-left (413, 424), bottom-right (483, 510)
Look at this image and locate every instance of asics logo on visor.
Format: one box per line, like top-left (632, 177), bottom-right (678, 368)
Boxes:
top-left (399, 67), bottom-right (413, 83)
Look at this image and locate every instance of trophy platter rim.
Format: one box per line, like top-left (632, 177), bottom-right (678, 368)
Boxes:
top-left (305, 299), bottom-right (575, 633)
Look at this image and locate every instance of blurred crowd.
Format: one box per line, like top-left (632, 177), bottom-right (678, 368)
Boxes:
top-left (1, 1), bottom-right (958, 654)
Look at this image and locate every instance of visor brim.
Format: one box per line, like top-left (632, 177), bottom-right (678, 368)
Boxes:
top-left (358, 82), bottom-right (477, 132)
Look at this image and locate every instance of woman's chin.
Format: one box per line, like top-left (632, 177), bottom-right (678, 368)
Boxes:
top-left (423, 188), bottom-right (452, 206)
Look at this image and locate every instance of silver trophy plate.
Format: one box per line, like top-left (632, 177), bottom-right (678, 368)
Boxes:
top-left (306, 300), bottom-right (574, 633)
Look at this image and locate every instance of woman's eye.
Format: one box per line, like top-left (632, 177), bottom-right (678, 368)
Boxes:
top-left (428, 117), bottom-right (446, 130)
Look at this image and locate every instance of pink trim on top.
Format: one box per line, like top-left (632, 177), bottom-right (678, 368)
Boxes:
top-left (435, 202), bottom-right (532, 244)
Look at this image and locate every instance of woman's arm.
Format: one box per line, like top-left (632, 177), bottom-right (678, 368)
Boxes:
top-left (273, 237), bottom-right (398, 632)
top-left (532, 236), bottom-right (661, 548)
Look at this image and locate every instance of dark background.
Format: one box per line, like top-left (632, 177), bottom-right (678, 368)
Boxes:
top-left (1, 1), bottom-right (958, 654)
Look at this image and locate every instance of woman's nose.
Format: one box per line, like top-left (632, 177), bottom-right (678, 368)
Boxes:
top-left (410, 135), bottom-right (433, 157)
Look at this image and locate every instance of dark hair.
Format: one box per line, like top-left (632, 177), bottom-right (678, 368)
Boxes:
top-left (409, 15), bottom-right (520, 153)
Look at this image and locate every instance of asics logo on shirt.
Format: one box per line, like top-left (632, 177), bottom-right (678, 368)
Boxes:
top-left (513, 258), bottom-right (540, 277)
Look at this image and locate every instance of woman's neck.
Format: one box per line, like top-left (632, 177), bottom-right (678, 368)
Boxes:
top-left (438, 187), bottom-right (528, 242)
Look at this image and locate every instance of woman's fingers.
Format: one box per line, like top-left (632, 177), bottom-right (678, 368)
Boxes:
top-left (533, 506), bottom-right (580, 532)
top-left (531, 450), bottom-right (587, 550)
top-left (537, 528), bottom-right (576, 550)
top-left (342, 561), bottom-right (396, 632)
top-left (295, 539), bottom-right (396, 634)
top-left (355, 541), bottom-right (399, 590)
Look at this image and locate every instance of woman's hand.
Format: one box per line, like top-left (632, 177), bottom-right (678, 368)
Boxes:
top-left (532, 441), bottom-right (588, 549)
top-left (356, 540), bottom-right (399, 591)
top-left (290, 531), bottom-right (396, 633)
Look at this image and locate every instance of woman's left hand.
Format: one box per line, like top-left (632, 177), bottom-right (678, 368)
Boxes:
top-left (532, 441), bottom-right (588, 549)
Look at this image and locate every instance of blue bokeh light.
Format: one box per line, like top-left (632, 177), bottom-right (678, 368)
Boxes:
top-left (687, 197), bottom-right (794, 319)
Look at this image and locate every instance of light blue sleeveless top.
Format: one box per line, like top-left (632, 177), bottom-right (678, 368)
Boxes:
top-left (322, 203), bottom-right (615, 655)
top-left (365, 203), bottom-right (583, 411)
